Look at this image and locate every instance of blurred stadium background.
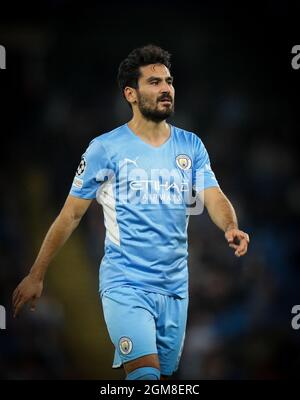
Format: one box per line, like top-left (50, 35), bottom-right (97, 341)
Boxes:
top-left (0, 2), bottom-right (299, 379)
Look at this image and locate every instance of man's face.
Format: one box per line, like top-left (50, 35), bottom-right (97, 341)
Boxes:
top-left (135, 64), bottom-right (175, 122)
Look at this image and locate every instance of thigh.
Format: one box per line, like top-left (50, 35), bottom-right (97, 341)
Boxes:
top-left (101, 286), bottom-right (158, 365)
top-left (156, 295), bottom-right (188, 376)
top-left (123, 353), bottom-right (160, 375)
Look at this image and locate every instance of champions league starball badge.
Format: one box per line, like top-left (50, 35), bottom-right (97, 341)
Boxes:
top-left (76, 157), bottom-right (87, 177)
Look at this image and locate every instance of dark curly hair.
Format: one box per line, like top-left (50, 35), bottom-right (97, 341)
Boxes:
top-left (117, 44), bottom-right (172, 98)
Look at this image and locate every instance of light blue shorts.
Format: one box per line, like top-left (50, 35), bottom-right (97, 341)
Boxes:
top-left (101, 285), bottom-right (188, 376)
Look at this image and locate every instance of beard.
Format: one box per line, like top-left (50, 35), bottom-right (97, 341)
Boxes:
top-left (136, 91), bottom-right (175, 122)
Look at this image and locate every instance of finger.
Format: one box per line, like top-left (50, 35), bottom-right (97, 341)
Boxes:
top-left (235, 248), bottom-right (247, 257)
top-left (238, 248), bottom-right (247, 256)
top-left (235, 243), bottom-right (246, 256)
top-left (240, 237), bottom-right (248, 250)
top-left (13, 298), bottom-right (25, 318)
top-left (225, 232), bottom-right (234, 243)
top-left (238, 232), bottom-right (250, 243)
top-left (229, 243), bottom-right (239, 250)
top-left (237, 242), bottom-right (248, 256)
top-left (13, 291), bottom-right (22, 308)
top-left (235, 239), bottom-right (248, 256)
top-left (12, 288), bottom-right (19, 304)
top-left (13, 289), bottom-right (24, 308)
top-left (30, 297), bottom-right (37, 312)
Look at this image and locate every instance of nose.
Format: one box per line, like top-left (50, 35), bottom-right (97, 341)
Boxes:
top-left (160, 83), bottom-right (170, 94)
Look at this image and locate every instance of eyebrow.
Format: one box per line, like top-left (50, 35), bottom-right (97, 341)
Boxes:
top-left (146, 76), bottom-right (174, 82)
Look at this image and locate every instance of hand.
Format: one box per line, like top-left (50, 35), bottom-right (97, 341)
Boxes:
top-left (225, 228), bottom-right (250, 257)
top-left (12, 273), bottom-right (43, 318)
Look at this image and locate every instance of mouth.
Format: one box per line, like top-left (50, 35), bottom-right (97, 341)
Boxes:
top-left (159, 98), bottom-right (172, 105)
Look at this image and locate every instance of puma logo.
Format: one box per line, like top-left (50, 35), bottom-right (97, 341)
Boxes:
top-left (121, 157), bottom-right (139, 168)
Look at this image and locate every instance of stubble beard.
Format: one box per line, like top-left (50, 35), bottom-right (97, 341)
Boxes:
top-left (137, 92), bottom-right (175, 123)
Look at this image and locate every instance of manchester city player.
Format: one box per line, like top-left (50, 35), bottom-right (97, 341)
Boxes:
top-left (12, 45), bottom-right (249, 380)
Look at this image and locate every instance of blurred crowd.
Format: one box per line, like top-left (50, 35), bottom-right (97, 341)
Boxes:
top-left (1, 3), bottom-right (299, 379)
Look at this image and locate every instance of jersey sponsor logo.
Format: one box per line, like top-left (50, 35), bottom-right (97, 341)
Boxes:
top-left (129, 180), bottom-right (189, 193)
top-left (119, 337), bottom-right (133, 355)
top-left (97, 161), bottom-right (206, 214)
top-left (176, 154), bottom-right (192, 170)
top-left (118, 165), bottom-right (193, 206)
top-left (76, 157), bottom-right (87, 177)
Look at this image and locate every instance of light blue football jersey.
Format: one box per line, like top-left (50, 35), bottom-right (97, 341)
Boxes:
top-left (70, 123), bottom-right (219, 298)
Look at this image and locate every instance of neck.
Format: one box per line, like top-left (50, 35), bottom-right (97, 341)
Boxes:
top-left (128, 113), bottom-right (170, 143)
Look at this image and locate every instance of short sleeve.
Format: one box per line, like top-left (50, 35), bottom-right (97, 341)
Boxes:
top-left (69, 138), bottom-right (113, 199)
top-left (192, 135), bottom-right (219, 193)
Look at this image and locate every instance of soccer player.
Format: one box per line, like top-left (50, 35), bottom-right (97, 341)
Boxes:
top-left (12, 44), bottom-right (249, 380)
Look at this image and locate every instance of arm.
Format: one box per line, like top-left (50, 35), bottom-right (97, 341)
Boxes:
top-left (202, 187), bottom-right (250, 257)
top-left (12, 195), bottom-right (92, 317)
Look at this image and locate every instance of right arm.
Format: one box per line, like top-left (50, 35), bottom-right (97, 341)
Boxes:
top-left (12, 195), bottom-right (92, 317)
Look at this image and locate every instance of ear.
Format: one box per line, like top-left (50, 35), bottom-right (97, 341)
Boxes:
top-left (124, 86), bottom-right (137, 105)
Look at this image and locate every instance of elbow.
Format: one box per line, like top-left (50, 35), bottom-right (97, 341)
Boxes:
top-left (57, 209), bottom-right (81, 227)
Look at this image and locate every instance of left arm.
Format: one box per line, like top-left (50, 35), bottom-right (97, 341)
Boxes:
top-left (202, 187), bottom-right (250, 257)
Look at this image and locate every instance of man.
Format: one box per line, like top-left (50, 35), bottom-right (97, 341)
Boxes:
top-left (12, 44), bottom-right (249, 380)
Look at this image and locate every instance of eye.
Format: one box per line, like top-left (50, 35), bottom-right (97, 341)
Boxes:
top-left (151, 81), bottom-right (159, 85)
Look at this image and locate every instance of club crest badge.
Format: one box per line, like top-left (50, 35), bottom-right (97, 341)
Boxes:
top-left (119, 337), bottom-right (133, 355)
top-left (176, 154), bottom-right (192, 170)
